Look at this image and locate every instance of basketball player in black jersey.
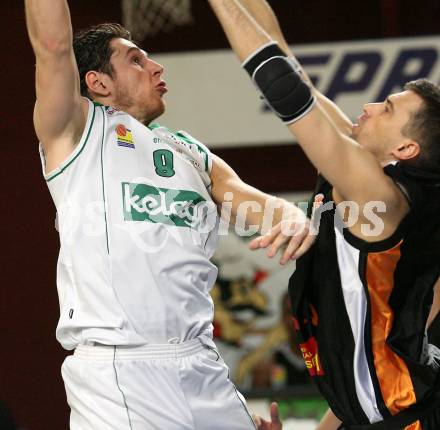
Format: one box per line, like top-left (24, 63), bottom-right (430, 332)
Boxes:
top-left (209, 1), bottom-right (440, 429)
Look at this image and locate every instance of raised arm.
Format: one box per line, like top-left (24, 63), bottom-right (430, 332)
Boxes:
top-left (235, 0), bottom-right (353, 136)
top-left (208, 0), bottom-right (408, 239)
top-left (26, 0), bottom-right (87, 168)
top-left (210, 155), bottom-right (315, 264)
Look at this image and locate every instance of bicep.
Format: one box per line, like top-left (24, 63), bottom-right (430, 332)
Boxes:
top-left (210, 154), bottom-right (241, 204)
top-left (34, 49), bottom-right (85, 148)
top-left (268, 30), bottom-right (353, 135)
top-left (262, 30), bottom-right (353, 135)
top-left (290, 104), bottom-right (402, 208)
top-left (210, 155), bottom-right (269, 212)
top-left (240, 2), bottom-right (353, 136)
top-left (314, 92), bottom-right (353, 136)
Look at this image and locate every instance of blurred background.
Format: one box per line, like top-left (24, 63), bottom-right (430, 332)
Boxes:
top-left (1, 0), bottom-right (440, 428)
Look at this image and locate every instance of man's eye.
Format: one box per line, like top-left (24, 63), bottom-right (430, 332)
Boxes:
top-left (133, 57), bottom-right (142, 65)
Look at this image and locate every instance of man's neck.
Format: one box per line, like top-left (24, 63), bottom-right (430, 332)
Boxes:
top-left (90, 96), bottom-right (153, 126)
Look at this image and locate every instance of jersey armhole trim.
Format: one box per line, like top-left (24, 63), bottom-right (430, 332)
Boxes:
top-left (342, 223), bottom-right (405, 253)
top-left (44, 100), bottom-right (96, 182)
top-left (175, 131), bottom-right (211, 173)
top-left (99, 106), bottom-right (110, 254)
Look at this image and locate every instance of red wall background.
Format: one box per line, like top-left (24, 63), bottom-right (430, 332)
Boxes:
top-left (0, 2), bottom-right (121, 429)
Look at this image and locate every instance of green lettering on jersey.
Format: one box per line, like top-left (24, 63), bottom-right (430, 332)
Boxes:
top-left (153, 149), bottom-right (175, 177)
top-left (122, 182), bottom-right (209, 228)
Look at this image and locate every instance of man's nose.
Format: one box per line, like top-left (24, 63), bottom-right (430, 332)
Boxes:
top-left (362, 102), bottom-right (380, 116)
top-left (149, 59), bottom-right (164, 76)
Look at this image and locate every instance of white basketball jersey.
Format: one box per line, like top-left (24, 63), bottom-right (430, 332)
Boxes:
top-left (40, 99), bottom-right (219, 350)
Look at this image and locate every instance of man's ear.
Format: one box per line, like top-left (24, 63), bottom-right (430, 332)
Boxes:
top-left (392, 139), bottom-right (421, 161)
top-left (84, 71), bottom-right (111, 97)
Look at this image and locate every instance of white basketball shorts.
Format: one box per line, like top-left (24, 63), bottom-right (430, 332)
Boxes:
top-left (61, 338), bottom-right (257, 429)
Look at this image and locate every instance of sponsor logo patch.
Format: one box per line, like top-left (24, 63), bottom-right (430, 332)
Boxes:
top-left (122, 182), bottom-right (211, 228)
top-left (116, 124), bottom-right (135, 149)
top-left (106, 106), bottom-right (122, 116)
top-left (300, 337), bottom-right (324, 376)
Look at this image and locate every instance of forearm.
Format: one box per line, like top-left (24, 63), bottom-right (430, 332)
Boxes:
top-left (25, 0), bottom-right (73, 56)
top-left (26, 0), bottom-right (84, 149)
top-left (235, 0), bottom-right (286, 49)
top-left (213, 178), bottom-right (294, 234)
top-left (288, 104), bottom-right (387, 205)
top-left (210, 0), bottom-right (352, 136)
top-left (316, 408), bottom-right (342, 430)
top-left (208, 0), bottom-right (272, 63)
top-left (236, 0), bottom-right (352, 134)
top-left (209, 1), bottom-right (385, 206)
top-left (236, 0), bottom-right (312, 83)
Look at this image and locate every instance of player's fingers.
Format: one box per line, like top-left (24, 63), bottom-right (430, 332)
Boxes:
top-left (252, 415), bottom-right (262, 426)
top-left (253, 415), bottom-right (270, 430)
top-left (280, 229), bottom-right (307, 264)
top-left (259, 223), bottom-right (282, 248)
top-left (280, 227), bottom-right (309, 265)
top-left (311, 194), bottom-right (324, 221)
top-left (266, 229), bottom-right (292, 258)
top-left (269, 216), bottom-right (311, 259)
top-left (310, 194), bottom-right (324, 231)
top-left (248, 236), bottom-right (264, 250)
top-left (260, 419), bottom-right (271, 430)
top-left (270, 402), bottom-right (282, 427)
top-left (313, 193), bottom-right (324, 205)
top-left (290, 231), bottom-right (317, 260)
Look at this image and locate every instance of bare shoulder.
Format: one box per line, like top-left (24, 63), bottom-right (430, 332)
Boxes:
top-left (333, 180), bottom-right (410, 243)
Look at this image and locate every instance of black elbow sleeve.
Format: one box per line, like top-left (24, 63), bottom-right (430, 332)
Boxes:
top-left (242, 42), bottom-right (316, 124)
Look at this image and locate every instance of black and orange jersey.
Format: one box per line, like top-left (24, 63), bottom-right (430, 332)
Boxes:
top-left (289, 164), bottom-right (440, 430)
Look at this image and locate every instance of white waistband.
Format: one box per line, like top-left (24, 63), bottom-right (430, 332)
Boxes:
top-left (74, 338), bottom-right (206, 361)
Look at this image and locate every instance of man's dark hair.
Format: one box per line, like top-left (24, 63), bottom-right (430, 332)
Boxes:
top-left (403, 79), bottom-right (440, 173)
top-left (73, 23), bottom-right (132, 97)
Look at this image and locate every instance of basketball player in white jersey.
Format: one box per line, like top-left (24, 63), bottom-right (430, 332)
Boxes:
top-left (25, 1), bottom-right (317, 429)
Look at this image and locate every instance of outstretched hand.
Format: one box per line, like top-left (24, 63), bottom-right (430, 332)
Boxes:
top-left (249, 194), bottom-right (324, 264)
top-left (253, 402), bottom-right (283, 430)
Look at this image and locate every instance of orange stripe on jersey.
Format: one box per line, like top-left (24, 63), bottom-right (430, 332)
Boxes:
top-left (366, 242), bottom-right (421, 430)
